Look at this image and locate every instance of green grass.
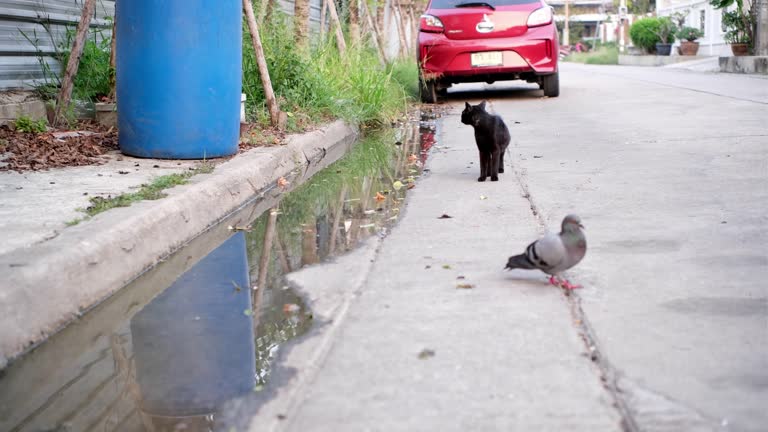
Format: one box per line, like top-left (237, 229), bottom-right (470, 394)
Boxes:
top-left (13, 115), bottom-right (47, 133)
top-left (80, 163), bottom-right (215, 218)
top-left (242, 9), bottom-right (412, 131)
top-left (565, 44), bottom-right (619, 65)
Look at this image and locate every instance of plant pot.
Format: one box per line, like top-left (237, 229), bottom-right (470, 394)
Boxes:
top-left (95, 102), bottom-right (117, 128)
top-left (655, 43), bottom-right (672, 56)
top-left (730, 43), bottom-right (749, 56)
top-left (679, 41), bottom-right (700, 56)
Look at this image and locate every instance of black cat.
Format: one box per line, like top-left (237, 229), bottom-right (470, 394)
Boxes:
top-left (460, 101), bottom-right (511, 182)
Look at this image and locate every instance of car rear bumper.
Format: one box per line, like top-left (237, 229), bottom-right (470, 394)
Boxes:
top-left (418, 25), bottom-right (558, 80)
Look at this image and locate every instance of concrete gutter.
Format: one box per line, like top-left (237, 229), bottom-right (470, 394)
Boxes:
top-left (0, 120), bottom-right (358, 367)
top-left (618, 54), bottom-right (714, 67)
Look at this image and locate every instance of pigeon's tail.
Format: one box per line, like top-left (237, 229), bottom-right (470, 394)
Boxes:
top-left (505, 253), bottom-right (536, 270)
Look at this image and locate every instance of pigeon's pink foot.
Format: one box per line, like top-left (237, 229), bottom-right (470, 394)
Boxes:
top-left (548, 276), bottom-right (560, 286)
top-left (561, 280), bottom-right (582, 290)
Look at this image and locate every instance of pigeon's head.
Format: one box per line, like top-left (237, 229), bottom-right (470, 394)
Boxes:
top-left (561, 214), bottom-right (584, 232)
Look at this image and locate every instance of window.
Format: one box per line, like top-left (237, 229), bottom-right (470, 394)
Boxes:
top-left (700, 9), bottom-right (706, 33)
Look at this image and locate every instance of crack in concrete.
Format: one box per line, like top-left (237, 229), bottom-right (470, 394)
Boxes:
top-left (510, 150), bottom-right (640, 432)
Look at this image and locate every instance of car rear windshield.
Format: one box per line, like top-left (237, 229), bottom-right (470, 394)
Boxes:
top-left (429, 0), bottom-right (539, 8)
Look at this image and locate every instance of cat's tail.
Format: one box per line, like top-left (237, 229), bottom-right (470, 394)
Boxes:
top-left (504, 253), bottom-right (536, 270)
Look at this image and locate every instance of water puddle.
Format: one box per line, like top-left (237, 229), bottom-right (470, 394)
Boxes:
top-left (0, 113), bottom-right (440, 432)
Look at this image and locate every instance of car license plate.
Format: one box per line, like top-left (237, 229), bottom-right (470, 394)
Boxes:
top-left (471, 51), bottom-right (502, 67)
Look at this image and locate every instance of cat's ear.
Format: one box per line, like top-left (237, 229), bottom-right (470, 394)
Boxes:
top-left (479, 101), bottom-right (487, 110)
top-left (465, 102), bottom-right (471, 110)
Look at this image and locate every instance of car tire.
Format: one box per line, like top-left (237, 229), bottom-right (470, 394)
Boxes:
top-left (541, 72), bottom-right (559, 97)
top-left (419, 77), bottom-right (438, 104)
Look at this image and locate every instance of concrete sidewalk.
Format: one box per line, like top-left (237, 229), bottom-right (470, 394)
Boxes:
top-left (0, 121), bottom-right (357, 366)
top-left (241, 109), bottom-right (623, 431)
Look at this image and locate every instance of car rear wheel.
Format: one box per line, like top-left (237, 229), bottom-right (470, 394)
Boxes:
top-left (419, 77), bottom-right (438, 104)
top-left (541, 72), bottom-right (559, 97)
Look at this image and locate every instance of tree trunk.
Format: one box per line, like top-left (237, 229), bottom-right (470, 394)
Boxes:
top-left (294, 0), bottom-right (311, 49)
top-left (243, 0), bottom-right (283, 128)
top-left (53, 0), bottom-right (96, 126)
top-left (349, 0), bottom-right (361, 46)
top-left (326, 0), bottom-right (347, 54)
top-left (361, 0), bottom-right (387, 65)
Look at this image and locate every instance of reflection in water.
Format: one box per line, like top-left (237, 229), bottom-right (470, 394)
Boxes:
top-left (130, 233), bottom-right (255, 426)
top-left (0, 119), bottom-right (438, 432)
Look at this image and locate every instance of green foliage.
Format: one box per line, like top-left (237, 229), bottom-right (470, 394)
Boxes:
top-left (564, 44), bottom-right (619, 65)
top-left (653, 17), bottom-right (677, 44)
top-left (12, 115), bottom-right (47, 133)
top-left (612, 0), bottom-right (655, 14)
top-left (242, 8), bottom-right (410, 130)
top-left (22, 22), bottom-right (112, 103)
top-left (711, 0), bottom-right (755, 47)
top-left (387, 59), bottom-right (420, 101)
top-left (676, 26), bottom-right (704, 42)
top-left (630, 17), bottom-right (674, 52)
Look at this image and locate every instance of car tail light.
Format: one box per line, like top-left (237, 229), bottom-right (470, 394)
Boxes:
top-left (420, 14), bottom-right (444, 33)
top-left (526, 7), bottom-right (552, 28)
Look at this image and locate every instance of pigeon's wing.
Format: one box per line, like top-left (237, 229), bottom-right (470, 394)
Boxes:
top-left (525, 233), bottom-right (566, 273)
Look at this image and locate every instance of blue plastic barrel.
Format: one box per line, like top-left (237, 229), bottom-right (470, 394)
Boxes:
top-left (116, 0), bottom-right (241, 158)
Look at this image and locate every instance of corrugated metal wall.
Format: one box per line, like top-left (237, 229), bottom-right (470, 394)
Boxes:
top-left (0, 0), bottom-right (115, 90)
top-left (0, 0), bottom-right (407, 92)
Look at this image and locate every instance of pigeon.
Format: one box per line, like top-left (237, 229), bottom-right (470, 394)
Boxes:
top-left (505, 214), bottom-right (587, 289)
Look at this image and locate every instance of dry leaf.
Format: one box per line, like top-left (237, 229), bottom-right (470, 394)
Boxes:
top-left (375, 192), bottom-right (386, 202)
top-left (283, 303), bottom-right (300, 314)
top-left (418, 348), bottom-right (435, 359)
top-left (392, 180), bottom-right (404, 191)
top-left (407, 154), bottom-right (418, 163)
top-left (456, 283), bottom-right (474, 289)
top-left (277, 177), bottom-right (289, 188)
top-left (479, 195), bottom-right (488, 200)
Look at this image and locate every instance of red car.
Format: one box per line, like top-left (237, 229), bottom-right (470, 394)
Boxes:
top-left (417, 0), bottom-right (560, 102)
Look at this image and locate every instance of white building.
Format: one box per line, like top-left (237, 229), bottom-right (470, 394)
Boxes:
top-left (656, 0), bottom-right (745, 56)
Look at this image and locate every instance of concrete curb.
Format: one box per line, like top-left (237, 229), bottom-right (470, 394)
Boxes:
top-left (0, 120), bottom-right (358, 366)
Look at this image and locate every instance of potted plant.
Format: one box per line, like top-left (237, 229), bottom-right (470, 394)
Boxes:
top-left (710, 0), bottom-right (755, 56)
top-left (676, 26), bottom-right (704, 56)
top-left (652, 17), bottom-right (677, 56)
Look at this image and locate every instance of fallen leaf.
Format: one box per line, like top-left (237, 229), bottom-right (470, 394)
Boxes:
top-left (393, 180), bottom-right (404, 190)
top-left (283, 303), bottom-right (300, 314)
top-left (456, 283), bottom-right (474, 289)
top-left (438, 214), bottom-right (452, 219)
top-left (277, 177), bottom-right (289, 188)
top-left (243, 309), bottom-right (253, 316)
top-left (479, 195), bottom-right (488, 200)
top-left (418, 348), bottom-right (435, 359)
top-left (407, 183), bottom-right (416, 190)
top-left (375, 192), bottom-right (386, 202)
top-left (407, 154), bottom-right (418, 163)
top-left (442, 264), bottom-right (451, 269)
top-left (457, 275), bottom-right (465, 280)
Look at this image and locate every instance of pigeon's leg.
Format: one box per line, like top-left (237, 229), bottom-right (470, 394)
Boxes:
top-left (498, 150), bottom-right (505, 173)
top-left (560, 279), bottom-right (583, 290)
top-left (548, 275), bottom-right (560, 286)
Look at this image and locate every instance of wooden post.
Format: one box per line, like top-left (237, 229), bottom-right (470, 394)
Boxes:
top-left (108, 15), bottom-right (116, 100)
top-left (391, 0), bottom-right (409, 58)
top-left (243, 0), bottom-right (283, 128)
top-left (325, 0), bottom-right (347, 55)
top-left (253, 207), bottom-right (279, 329)
top-left (319, 0), bottom-right (328, 40)
top-left (53, 0), bottom-right (96, 126)
top-left (361, 0), bottom-right (387, 65)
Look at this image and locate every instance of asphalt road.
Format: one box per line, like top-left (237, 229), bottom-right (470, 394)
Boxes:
top-left (247, 63), bottom-right (767, 432)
